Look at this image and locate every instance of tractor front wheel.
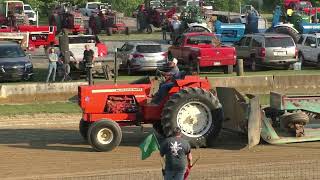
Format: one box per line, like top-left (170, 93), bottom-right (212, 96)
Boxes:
top-left (161, 87), bottom-right (223, 147)
top-left (79, 119), bottom-right (90, 140)
top-left (87, 120), bottom-right (122, 152)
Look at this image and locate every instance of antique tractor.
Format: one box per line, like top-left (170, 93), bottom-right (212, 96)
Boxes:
top-left (78, 74), bottom-right (224, 151)
top-left (269, 4), bottom-right (320, 43)
top-left (49, 3), bottom-right (89, 34)
top-left (0, 0), bottom-right (29, 27)
top-left (88, 10), bottom-right (129, 35)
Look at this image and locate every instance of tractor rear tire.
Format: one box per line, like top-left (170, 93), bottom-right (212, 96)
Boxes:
top-left (273, 26), bottom-right (300, 43)
top-left (161, 87), bottom-right (223, 147)
top-left (87, 119), bottom-right (122, 152)
top-left (79, 119), bottom-right (90, 140)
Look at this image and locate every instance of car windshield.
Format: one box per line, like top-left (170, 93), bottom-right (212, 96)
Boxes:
top-left (299, 1), bottom-right (312, 8)
top-left (136, 45), bottom-right (162, 53)
top-left (24, 5), bottom-right (32, 10)
top-left (187, 35), bottom-right (213, 45)
top-left (68, 36), bottom-right (97, 44)
top-left (265, 37), bottom-right (295, 47)
top-left (87, 4), bottom-right (99, 9)
top-left (0, 45), bottom-right (26, 58)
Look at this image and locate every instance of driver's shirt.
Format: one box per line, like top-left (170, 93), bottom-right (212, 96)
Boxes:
top-left (168, 66), bottom-right (180, 80)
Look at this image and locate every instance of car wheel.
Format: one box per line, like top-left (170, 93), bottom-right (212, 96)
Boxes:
top-left (251, 59), bottom-right (257, 71)
top-left (298, 53), bottom-right (305, 66)
top-left (223, 65), bottom-right (233, 74)
top-left (127, 63), bottom-right (132, 75)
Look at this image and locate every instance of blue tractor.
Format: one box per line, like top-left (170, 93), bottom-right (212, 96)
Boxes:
top-left (210, 5), bottom-right (267, 43)
top-left (268, 5), bottom-right (320, 42)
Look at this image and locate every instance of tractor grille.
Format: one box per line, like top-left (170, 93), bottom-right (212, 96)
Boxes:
top-left (74, 17), bottom-right (82, 26)
top-left (15, 17), bottom-right (25, 25)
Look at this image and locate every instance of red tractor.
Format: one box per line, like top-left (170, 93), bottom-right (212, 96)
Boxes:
top-left (88, 9), bottom-right (129, 35)
top-left (49, 3), bottom-right (88, 34)
top-left (0, 1), bottom-right (29, 27)
top-left (0, 1), bottom-right (56, 50)
top-left (78, 74), bottom-right (223, 151)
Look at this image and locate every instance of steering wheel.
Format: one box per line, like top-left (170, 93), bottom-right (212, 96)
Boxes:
top-left (155, 69), bottom-right (166, 83)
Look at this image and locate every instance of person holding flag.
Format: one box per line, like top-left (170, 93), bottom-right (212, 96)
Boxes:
top-left (160, 127), bottom-right (192, 180)
top-left (139, 128), bottom-right (194, 180)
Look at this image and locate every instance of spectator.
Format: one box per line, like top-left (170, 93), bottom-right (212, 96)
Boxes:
top-left (59, 50), bottom-right (77, 82)
top-left (46, 48), bottom-right (58, 83)
top-left (160, 127), bottom-right (192, 180)
top-left (83, 44), bottom-right (95, 64)
top-left (83, 44), bottom-right (95, 82)
top-left (171, 15), bottom-right (181, 42)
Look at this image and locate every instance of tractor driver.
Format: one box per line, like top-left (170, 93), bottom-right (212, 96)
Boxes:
top-left (151, 58), bottom-right (180, 105)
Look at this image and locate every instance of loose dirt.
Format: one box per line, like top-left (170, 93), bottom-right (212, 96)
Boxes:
top-left (0, 113), bottom-right (319, 180)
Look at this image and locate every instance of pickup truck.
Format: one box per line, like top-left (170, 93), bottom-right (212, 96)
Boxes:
top-left (297, 33), bottom-right (320, 68)
top-left (168, 32), bottom-right (236, 74)
top-left (80, 2), bottom-right (109, 16)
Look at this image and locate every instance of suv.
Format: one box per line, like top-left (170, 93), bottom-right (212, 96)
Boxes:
top-left (24, 4), bottom-right (37, 24)
top-left (234, 33), bottom-right (298, 70)
top-left (297, 33), bottom-right (320, 68)
top-left (0, 41), bottom-right (33, 81)
top-left (117, 41), bottom-right (168, 75)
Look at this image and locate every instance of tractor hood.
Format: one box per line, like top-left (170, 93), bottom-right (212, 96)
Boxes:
top-left (216, 87), bottom-right (262, 148)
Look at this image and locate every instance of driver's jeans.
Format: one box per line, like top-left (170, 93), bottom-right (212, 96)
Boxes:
top-left (153, 82), bottom-right (175, 104)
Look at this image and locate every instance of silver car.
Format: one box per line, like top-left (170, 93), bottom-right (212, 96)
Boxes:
top-left (235, 33), bottom-right (298, 70)
top-left (117, 41), bottom-right (168, 74)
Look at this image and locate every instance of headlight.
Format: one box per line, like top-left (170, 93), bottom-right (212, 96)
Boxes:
top-left (25, 62), bottom-right (33, 67)
top-left (12, 65), bottom-right (25, 69)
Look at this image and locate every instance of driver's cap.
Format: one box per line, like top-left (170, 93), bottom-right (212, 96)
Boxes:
top-left (172, 58), bottom-right (178, 65)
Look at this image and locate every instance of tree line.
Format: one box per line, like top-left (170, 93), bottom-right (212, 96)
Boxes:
top-left (16, 0), bottom-right (320, 17)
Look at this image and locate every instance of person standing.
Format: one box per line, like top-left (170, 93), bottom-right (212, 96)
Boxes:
top-left (59, 50), bottom-right (77, 82)
top-left (83, 44), bottom-right (95, 84)
top-left (46, 48), bottom-right (58, 83)
top-left (160, 127), bottom-right (192, 180)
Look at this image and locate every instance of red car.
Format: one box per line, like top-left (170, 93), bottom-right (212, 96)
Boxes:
top-left (168, 32), bottom-right (236, 74)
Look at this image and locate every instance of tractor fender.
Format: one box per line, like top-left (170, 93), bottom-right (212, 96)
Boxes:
top-left (187, 23), bottom-right (212, 33)
top-left (273, 24), bottom-right (299, 34)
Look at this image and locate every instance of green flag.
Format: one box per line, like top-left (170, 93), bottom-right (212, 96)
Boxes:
top-left (139, 133), bottom-right (160, 160)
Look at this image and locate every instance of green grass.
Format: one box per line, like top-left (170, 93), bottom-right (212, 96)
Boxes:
top-left (0, 102), bottom-right (81, 116)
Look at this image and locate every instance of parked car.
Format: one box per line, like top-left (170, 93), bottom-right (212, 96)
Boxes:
top-left (297, 33), bottom-right (320, 68)
top-left (234, 33), bottom-right (298, 71)
top-left (24, 4), bottom-right (37, 24)
top-left (168, 32), bottom-right (236, 74)
top-left (117, 41), bottom-right (168, 75)
top-left (0, 41), bottom-right (33, 81)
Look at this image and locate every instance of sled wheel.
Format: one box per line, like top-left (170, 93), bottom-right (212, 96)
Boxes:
top-left (161, 87), bottom-right (223, 147)
top-left (87, 119), bottom-right (122, 152)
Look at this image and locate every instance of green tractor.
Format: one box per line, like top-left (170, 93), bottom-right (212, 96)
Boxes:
top-left (269, 5), bottom-right (320, 43)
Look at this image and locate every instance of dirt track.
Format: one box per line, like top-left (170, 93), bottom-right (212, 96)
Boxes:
top-left (0, 113), bottom-right (319, 180)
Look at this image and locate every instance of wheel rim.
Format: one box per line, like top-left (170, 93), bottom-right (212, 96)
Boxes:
top-left (176, 101), bottom-right (212, 138)
top-left (97, 128), bottom-right (114, 145)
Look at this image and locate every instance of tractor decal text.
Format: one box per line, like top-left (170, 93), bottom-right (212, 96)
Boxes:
top-left (92, 88), bottom-right (144, 93)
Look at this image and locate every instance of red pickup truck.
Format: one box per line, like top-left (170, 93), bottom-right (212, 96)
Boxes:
top-left (168, 32), bottom-right (236, 74)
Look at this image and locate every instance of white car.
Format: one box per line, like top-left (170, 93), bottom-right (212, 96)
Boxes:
top-left (24, 4), bottom-right (37, 24)
top-left (297, 33), bottom-right (320, 68)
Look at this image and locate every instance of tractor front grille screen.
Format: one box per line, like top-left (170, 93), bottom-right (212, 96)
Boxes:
top-left (74, 18), bottom-right (82, 26)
